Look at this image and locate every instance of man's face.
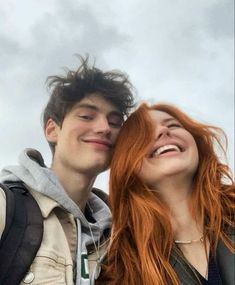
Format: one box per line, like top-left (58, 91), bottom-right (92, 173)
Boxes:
top-left (46, 93), bottom-right (123, 177)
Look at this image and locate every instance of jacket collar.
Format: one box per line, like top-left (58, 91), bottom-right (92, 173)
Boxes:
top-left (30, 189), bottom-right (62, 218)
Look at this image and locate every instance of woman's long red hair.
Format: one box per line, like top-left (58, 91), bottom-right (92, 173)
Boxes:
top-left (97, 103), bottom-right (234, 285)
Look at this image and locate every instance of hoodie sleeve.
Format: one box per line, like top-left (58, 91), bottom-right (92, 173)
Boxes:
top-left (0, 187), bottom-right (6, 240)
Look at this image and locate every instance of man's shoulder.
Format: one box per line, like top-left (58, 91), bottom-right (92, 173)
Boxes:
top-left (0, 184), bottom-right (6, 198)
top-left (0, 181), bottom-right (44, 284)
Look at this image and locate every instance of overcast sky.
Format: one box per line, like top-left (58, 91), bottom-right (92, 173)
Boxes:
top-left (0, 0), bottom-right (234, 191)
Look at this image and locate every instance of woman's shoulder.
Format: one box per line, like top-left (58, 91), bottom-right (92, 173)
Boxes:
top-left (216, 232), bottom-right (234, 285)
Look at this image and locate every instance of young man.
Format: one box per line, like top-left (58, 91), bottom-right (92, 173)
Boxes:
top-left (0, 57), bottom-right (135, 284)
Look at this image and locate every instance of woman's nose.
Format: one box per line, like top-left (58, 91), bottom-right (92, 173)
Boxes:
top-left (156, 125), bottom-right (170, 140)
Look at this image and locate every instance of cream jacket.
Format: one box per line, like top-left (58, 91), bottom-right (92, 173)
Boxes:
top-left (0, 187), bottom-right (105, 285)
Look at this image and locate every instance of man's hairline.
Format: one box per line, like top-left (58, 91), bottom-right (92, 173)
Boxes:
top-left (46, 92), bottom-right (125, 129)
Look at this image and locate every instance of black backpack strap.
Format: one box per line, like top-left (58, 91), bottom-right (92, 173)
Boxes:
top-left (0, 181), bottom-right (43, 285)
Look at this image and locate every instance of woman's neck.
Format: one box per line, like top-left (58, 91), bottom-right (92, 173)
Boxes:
top-left (153, 177), bottom-right (203, 240)
top-left (154, 175), bottom-right (193, 204)
top-left (170, 200), bottom-right (202, 241)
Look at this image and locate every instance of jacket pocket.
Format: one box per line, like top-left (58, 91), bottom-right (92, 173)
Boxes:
top-left (20, 252), bottom-right (69, 285)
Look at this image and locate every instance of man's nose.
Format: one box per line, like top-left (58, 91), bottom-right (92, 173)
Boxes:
top-left (94, 117), bottom-right (111, 134)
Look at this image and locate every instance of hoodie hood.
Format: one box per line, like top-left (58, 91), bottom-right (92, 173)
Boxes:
top-left (0, 149), bottom-right (111, 226)
top-left (0, 148), bottom-right (111, 237)
top-left (1, 148), bottom-right (112, 284)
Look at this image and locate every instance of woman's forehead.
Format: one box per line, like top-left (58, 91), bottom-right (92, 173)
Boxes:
top-left (148, 110), bottom-right (176, 122)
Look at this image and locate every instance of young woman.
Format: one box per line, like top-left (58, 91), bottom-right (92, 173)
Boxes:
top-left (97, 103), bottom-right (234, 285)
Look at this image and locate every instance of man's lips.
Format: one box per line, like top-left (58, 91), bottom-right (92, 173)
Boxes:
top-left (82, 139), bottom-right (113, 148)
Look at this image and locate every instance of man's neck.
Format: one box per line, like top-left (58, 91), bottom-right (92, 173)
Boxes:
top-left (51, 163), bottom-right (96, 213)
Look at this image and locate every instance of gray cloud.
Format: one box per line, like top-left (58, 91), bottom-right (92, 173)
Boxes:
top-left (204, 0), bottom-right (234, 39)
top-left (0, 0), bottom-right (132, 173)
top-left (0, 0), bottom-right (234, 189)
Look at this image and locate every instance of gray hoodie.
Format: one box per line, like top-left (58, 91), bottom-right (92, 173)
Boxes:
top-left (0, 148), bottom-right (111, 285)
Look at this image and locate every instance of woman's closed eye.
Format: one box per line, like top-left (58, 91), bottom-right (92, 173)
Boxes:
top-left (167, 123), bottom-right (183, 128)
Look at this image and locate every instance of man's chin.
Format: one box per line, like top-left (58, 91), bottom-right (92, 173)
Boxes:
top-left (95, 162), bottom-right (110, 174)
top-left (82, 161), bottom-right (110, 177)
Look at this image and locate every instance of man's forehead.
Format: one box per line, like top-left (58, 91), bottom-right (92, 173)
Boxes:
top-left (72, 94), bottom-right (122, 117)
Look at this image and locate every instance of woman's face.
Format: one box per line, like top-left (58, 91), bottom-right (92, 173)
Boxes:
top-left (137, 110), bottom-right (199, 187)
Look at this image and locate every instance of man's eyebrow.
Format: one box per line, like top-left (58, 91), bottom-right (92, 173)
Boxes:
top-left (76, 103), bottom-right (122, 117)
top-left (76, 103), bottom-right (99, 111)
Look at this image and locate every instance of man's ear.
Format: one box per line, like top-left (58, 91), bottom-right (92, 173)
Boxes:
top-left (44, 118), bottom-right (60, 143)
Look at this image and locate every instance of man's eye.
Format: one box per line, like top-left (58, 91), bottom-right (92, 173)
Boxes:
top-left (79, 115), bottom-right (93, 120)
top-left (109, 120), bottom-right (123, 128)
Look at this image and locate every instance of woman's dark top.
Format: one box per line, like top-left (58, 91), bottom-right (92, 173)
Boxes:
top-left (199, 253), bottom-right (222, 285)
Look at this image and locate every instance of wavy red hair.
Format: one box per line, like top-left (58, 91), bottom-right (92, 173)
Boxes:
top-left (96, 103), bottom-right (234, 285)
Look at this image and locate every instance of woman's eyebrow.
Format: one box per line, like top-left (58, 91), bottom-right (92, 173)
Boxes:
top-left (162, 117), bottom-right (177, 123)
